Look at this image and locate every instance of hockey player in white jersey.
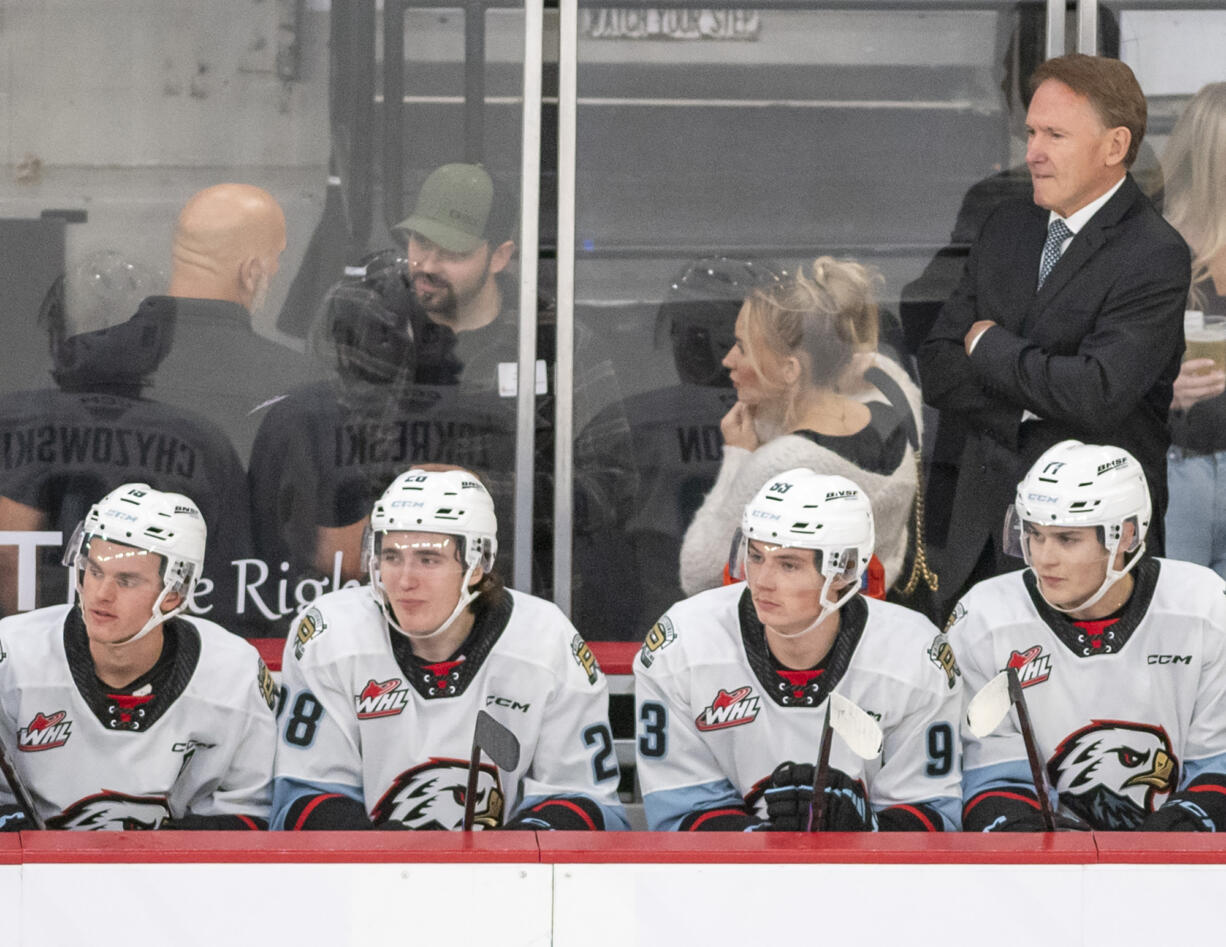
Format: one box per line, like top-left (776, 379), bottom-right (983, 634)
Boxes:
top-left (635, 468), bottom-right (961, 831)
top-left (271, 466), bottom-right (628, 830)
top-left (956, 440), bottom-right (1226, 832)
top-left (0, 483), bottom-right (276, 831)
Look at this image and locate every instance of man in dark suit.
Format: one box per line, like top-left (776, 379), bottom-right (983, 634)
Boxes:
top-left (918, 54), bottom-right (1190, 615)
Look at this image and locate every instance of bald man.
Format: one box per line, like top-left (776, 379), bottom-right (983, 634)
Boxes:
top-left (146, 183), bottom-right (326, 463)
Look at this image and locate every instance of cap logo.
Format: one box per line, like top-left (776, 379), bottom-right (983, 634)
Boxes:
top-left (825, 490), bottom-right (857, 500)
top-left (1097, 458), bottom-right (1127, 475)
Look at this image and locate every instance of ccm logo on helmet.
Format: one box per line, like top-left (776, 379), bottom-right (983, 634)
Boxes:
top-left (1027, 493), bottom-right (1058, 503)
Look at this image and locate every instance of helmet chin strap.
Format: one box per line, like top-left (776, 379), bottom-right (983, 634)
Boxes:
top-left (380, 561), bottom-right (481, 641)
top-left (765, 574), bottom-right (857, 640)
top-left (76, 579), bottom-right (184, 647)
top-left (1034, 540), bottom-right (1146, 616)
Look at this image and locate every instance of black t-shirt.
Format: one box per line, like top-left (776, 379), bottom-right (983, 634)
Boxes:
top-left (792, 401), bottom-right (908, 474)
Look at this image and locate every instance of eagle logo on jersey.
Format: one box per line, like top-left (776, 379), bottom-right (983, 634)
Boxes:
top-left (639, 616), bottom-right (677, 670)
top-left (1048, 720), bottom-right (1177, 830)
top-left (17, 710), bottom-right (72, 751)
top-left (48, 791), bottom-right (172, 830)
top-left (355, 678), bottom-right (411, 719)
top-left (927, 634), bottom-right (961, 690)
top-left (695, 686), bottom-right (762, 731)
top-left (370, 758), bottom-right (505, 830)
top-left (1007, 645), bottom-right (1052, 688)
top-left (570, 634), bottom-right (601, 685)
top-left (292, 608), bottom-right (326, 660)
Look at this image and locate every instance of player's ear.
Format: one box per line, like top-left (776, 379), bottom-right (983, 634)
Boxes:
top-left (160, 590), bottom-right (183, 614)
top-left (467, 564), bottom-right (486, 591)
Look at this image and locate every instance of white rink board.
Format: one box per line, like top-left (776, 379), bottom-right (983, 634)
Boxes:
top-left (0, 865), bottom-right (20, 942)
top-left (556, 863), bottom-right (1084, 947)
top-left (20, 862), bottom-right (553, 947)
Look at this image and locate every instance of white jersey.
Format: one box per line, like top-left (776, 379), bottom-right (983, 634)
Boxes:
top-left (272, 586), bottom-right (628, 830)
top-left (634, 583), bottom-right (962, 831)
top-left (953, 558), bottom-right (1226, 830)
top-left (0, 605), bottom-right (276, 829)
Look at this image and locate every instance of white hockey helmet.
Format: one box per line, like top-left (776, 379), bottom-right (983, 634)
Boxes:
top-left (366, 467), bottom-right (498, 639)
top-left (1004, 440), bottom-right (1151, 613)
top-left (63, 483), bottom-right (207, 643)
top-left (732, 468), bottom-right (875, 636)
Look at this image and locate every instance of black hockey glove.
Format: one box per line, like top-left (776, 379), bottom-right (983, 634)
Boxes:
top-left (0, 804), bottom-right (31, 833)
top-left (1141, 799), bottom-right (1216, 832)
top-left (759, 761), bottom-right (876, 832)
top-left (964, 787), bottom-right (1088, 832)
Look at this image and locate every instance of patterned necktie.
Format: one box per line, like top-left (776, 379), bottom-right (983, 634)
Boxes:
top-left (1037, 218), bottom-right (1073, 289)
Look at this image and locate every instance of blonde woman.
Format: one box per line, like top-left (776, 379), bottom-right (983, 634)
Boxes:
top-left (1162, 82), bottom-right (1226, 578)
top-left (679, 256), bottom-right (921, 596)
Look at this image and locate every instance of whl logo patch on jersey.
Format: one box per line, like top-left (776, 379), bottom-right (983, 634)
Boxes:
top-left (695, 686), bottom-right (762, 731)
top-left (1007, 645), bottom-right (1052, 688)
top-left (355, 678), bottom-right (411, 719)
top-left (18, 710), bottom-right (72, 751)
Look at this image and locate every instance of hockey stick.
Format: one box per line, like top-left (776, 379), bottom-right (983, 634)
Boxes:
top-left (462, 710), bottom-right (522, 831)
top-left (966, 668), bottom-right (1056, 831)
top-left (807, 692), bottom-right (884, 831)
top-left (0, 736), bottom-right (45, 830)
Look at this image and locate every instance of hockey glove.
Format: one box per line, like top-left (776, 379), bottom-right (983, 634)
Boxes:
top-left (761, 761), bottom-right (876, 832)
top-left (0, 804), bottom-right (31, 833)
top-left (1141, 799), bottom-right (1216, 832)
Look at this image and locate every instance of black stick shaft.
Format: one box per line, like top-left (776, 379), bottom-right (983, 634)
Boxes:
top-left (461, 736), bottom-right (482, 832)
top-left (1007, 666), bottom-right (1056, 832)
top-left (807, 702), bottom-right (835, 832)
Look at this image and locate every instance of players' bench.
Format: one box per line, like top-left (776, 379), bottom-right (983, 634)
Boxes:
top-left (253, 639), bottom-right (646, 825)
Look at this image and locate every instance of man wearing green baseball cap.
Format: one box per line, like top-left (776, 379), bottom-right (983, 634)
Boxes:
top-left (394, 163), bottom-right (516, 333)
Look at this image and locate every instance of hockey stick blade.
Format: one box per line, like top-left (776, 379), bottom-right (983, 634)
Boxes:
top-left (829, 692), bottom-right (884, 760)
top-left (474, 709), bottom-right (521, 771)
top-left (462, 711), bottom-right (522, 831)
top-left (966, 670), bottom-right (1013, 738)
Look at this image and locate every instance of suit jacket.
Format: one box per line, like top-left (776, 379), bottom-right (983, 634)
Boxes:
top-left (917, 174), bottom-right (1190, 602)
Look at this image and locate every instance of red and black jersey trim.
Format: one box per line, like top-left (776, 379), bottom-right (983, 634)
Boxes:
top-left (63, 610), bottom-right (201, 732)
top-left (679, 806), bottom-right (756, 831)
top-left (504, 795), bottom-right (606, 831)
top-left (1023, 556), bottom-right (1158, 659)
top-left (878, 802), bottom-right (945, 832)
top-left (388, 589), bottom-right (513, 700)
top-left (962, 785), bottom-right (1042, 832)
top-left (285, 792), bottom-right (376, 831)
top-left (739, 587), bottom-right (866, 708)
